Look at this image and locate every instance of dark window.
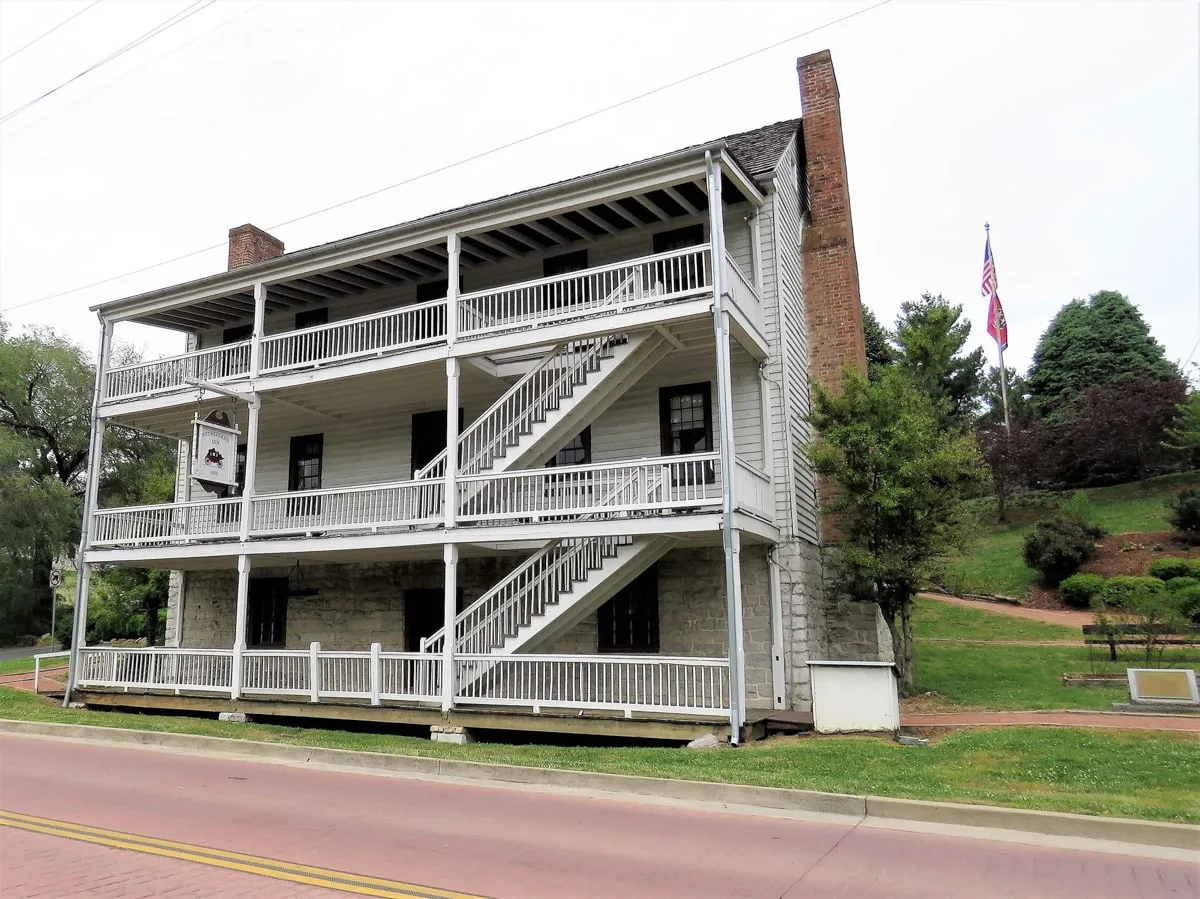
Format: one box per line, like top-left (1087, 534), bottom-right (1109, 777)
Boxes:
top-left (403, 588), bottom-right (465, 652)
top-left (218, 443), bottom-right (248, 522)
top-left (294, 307), bottom-right (328, 329)
top-left (247, 578), bottom-right (288, 648)
top-left (659, 382), bottom-right (715, 485)
top-left (542, 250), bottom-right (589, 309)
top-left (415, 275), bottom-right (463, 303)
top-left (235, 443), bottom-right (248, 494)
top-left (544, 428), bottom-right (592, 515)
top-left (545, 427), bottom-right (591, 467)
top-left (223, 324), bottom-right (253, 344)
top-left (410, 409), bottom-right (465, 477)
top-left (288, 434), bottom-right (324, 516)
top-left (652, 224), bottom-right (704, 254)
top-left (598, 566), bottom-right (659, 653)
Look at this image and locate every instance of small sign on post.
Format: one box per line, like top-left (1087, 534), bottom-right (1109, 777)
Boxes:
top-left (48, 569), bottom-right (62, 589)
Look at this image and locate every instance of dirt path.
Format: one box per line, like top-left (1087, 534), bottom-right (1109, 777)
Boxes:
top-left (920, 592), bottom-right (1091, 627)
top-left (903, 710), bottom-right (1200, 733)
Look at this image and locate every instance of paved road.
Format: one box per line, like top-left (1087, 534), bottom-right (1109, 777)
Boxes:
top-left (0, 645), bottom-right (61, 663)
top-left (0, 735), bottom-right (1195, 898)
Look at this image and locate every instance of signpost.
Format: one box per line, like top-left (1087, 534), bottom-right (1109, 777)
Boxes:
top-left (48, 569), bottom-right (62, 642)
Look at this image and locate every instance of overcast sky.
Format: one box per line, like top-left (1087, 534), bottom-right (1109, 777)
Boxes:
top-left (1, 0), bottom-right (1196, 379)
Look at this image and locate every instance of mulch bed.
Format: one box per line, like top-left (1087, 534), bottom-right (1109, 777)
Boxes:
top-left (1024, 531), bottom-right (1199, 611)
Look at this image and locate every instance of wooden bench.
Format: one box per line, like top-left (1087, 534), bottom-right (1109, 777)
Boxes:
top-left (1081, 624), bottom-right (1200, 661)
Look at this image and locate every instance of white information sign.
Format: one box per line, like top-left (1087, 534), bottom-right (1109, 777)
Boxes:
top-left (192, 419), bottom-right (240, 486)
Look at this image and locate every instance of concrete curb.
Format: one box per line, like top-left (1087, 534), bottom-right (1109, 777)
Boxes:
top-left (2, 719), bottom-right (1197, 852)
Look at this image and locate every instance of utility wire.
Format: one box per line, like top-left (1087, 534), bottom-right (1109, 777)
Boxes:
top-left (0, 0), bottom-right (104, 65)
top-left (2, 1), bottom-right (267, 140)
top-left (0, 0), bottom-right (216, 125)
top-left (1, 0), bottom-right (893, 313)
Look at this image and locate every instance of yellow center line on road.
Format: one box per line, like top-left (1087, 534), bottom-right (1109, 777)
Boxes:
top-left (0, 809), bottom-right (489, 899)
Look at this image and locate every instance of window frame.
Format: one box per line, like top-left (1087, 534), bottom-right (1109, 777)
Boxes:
top-left (247, 577), bottom-right (288, 648)
top-left (658, 382), bottom-right (716, 485)
top-left (287, 433), bottom-right (324, 517)
top-left (597, 566), bottom-right (660, 654)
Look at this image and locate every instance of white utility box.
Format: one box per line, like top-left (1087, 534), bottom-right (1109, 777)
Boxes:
top-left (807, 660), bottom-right (901, 733)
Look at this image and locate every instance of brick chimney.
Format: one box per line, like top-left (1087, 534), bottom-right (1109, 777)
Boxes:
top-left (228, 224), bottom-right (284, 270)
top-left (798, 50), bottom-right (868, 543)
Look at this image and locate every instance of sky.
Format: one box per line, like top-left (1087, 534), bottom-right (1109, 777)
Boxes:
top-left (0, 0), bottom-right (1197, 379)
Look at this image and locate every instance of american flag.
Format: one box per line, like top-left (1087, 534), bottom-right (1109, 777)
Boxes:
top-left (981, 233), bottom-right (998, 298)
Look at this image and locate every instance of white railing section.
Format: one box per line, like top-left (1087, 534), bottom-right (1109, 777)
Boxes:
top-left (458, 246), bottom-right (712, 337)
top-left (733, 456), bottom-right (773, 521)
top-left (379, 652), bottom-right (442, 702)
top-left (416, 337), bottom-right (617, 480)
top-left (454, 654), bottom-right (730, 717)
top-left (103, 341), bottom-right (251, 402)
top-left (91, 499), bottom-right (243, 547)
top-left (260, 298), bottom-right (447, 374)
top-left (456, 453), bottom-right (719, 525)
top-left (75, 647), bottom-right (233, 693)
top-left (723, 253), bottom-right (765, 337)
top-left (242, 650), bottom-right (310, 695)
top-left (250, 480), bottom-right (443, 536)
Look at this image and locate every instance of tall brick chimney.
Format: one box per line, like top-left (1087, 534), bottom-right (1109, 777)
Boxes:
top-left (798, 50), bottom-right (868, 543)
top-left (228, 224), bottom-right (284, 270)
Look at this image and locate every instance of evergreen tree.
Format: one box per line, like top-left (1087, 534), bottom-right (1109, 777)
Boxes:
top-left (862, 306), bottom-right (895, 382)
top-left (1028, 290), bottom-right (1178, 420)
top-left (892, 293), bottom-right (985, 429)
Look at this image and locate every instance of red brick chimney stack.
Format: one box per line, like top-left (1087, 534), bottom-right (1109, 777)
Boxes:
top-left (797, 50), bottom-right (868, 393)
top-left (228, 224), bottom-right (284, 270)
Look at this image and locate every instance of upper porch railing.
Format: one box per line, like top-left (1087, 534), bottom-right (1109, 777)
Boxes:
top-left (100, 246), bottom-right (718, 405)
top-left (88, 452), bottom-right (770, 549)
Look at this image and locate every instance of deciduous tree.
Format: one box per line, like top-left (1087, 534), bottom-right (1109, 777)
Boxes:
top-left (807, 368), bottom-right (988, 690)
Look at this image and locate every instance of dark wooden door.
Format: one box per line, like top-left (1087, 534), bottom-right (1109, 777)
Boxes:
top-left (410, 408), bottom-right (464, 477)
top-left (404, 588), bottom-right (464, 651)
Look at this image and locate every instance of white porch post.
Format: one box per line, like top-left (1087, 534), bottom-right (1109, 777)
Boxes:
top-left (445, 357), bottom-right (459, 530)
top-left (239, 397), bottom-right (261, 542)
top-left (768, 550), bottom-right (786, 709)
top-left (446, 233), bottom-right (460, 345)
top-left (250, 282), bottom-right (267, 379)
top-left (231, 554), bottom-right (251, 699)
top-left (706, 151), bottom-right (746, 740)
top-left (442, 543), bottom-right (458, 712)
top-left (65, 316), bottom-right (113, 704)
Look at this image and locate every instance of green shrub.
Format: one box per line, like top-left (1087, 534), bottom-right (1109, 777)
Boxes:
top-left (1147, 557), bottom-right (1198, 581)
top-left (1175, 585), bottom-right (1200, 623)
top-left (1165, 576), bottom-right (1200, 593)
top-left (1058, 573), bottom-right (1106, 609)
top-left (1022, 515), bottom-right (1106, 586)
top-left (1100, 575), bottom-right (1166, 608)
top-left (1167, 488), bottom-right (1200, 544)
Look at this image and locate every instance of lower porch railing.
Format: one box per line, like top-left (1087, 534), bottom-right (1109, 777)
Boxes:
top-left (74, 646), bottom-right (728, 717)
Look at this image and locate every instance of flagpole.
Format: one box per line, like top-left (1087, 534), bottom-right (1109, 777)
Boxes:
top-left (986, 222), bottom-right (1012, 431)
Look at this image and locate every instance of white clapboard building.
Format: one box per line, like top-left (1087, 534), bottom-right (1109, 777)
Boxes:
top-left (67, 50), bottom-right (887, 742)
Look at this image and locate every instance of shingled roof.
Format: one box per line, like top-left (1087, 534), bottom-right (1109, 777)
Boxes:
top-left (723, 119), bottom-right (801, 178)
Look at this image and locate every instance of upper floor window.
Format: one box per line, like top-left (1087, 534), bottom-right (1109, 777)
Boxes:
top-left (288, 434), bottom-right (324, 492)
top-left (653, 224), bottom-right (704, 254)
top-left (659, 382), bottom-right (715, 484)
top-left (295, 308), bottom-right (328, 329)
top-left (543, 250), bottom-right (589, 308)
top-left (223, 324), bottom-right (252, 344)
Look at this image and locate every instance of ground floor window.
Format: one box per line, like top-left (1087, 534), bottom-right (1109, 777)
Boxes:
top-left (247, 578), bottom-right (288, 648)
top-left (598, 565), bottom-right (659, 653)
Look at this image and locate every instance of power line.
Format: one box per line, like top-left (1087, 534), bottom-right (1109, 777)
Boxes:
top-left (0, 0), bottom-right (216, 125)
top-left (2, 1), bottom-right (267, 140)
top-left (1, 0), bottom-right (893, 314)
top-left (0, 0), bottom-right (104, 65)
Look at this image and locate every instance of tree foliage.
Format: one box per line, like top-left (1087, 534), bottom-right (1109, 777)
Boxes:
top-left (861, 306), bottom-right (895, 382)
top-left (892, 293), bottom-right (985, 429)
top-left (975, 423), bottom-right (1046, 523)
top-left (980, 365), bottom-right (1035, 428)
top-left (806, 368), bottom-right (988, 690)
top-left (1028, 291), bottom-right (1178, 421)
top-left (1052, 375), bottom-right (1187, 486)
top-left (0, 319), bottom-right (176, 644)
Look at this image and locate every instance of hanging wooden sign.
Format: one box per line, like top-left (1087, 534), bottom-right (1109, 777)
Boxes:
top-left (192, 415), bottom-right (240, 487)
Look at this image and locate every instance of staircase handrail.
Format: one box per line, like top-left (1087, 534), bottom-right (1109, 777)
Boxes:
top-left (420, 464), bottom-right (663, 655)
top-left (414, 336), bottom-right (617, 481)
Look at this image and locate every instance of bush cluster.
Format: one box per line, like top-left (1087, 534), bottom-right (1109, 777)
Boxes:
top-left (1057, 573), bottom-right (1105, 609)
top-left (1167, 488), bottom-right (1200, 544)
top-left (1147, 557), bottom-right (1200, 581)
top-left (1022, 514), bottom-right (1106, 586)
top-left (1069, 557), bottom-right (1200, 624)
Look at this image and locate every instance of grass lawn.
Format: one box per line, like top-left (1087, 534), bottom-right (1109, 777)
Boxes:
top-left (913, 643), bottom-right (1200, 711)
top-left (944, 472), bottom-right (1199, 598)
top-left (0, 688), bottom-right (1196, 824)
top-left (911, 596), bottom-right (1077, 642)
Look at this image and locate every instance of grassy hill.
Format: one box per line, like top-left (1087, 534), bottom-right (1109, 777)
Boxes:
top-left (942, 471), bottom-right (1198, 599)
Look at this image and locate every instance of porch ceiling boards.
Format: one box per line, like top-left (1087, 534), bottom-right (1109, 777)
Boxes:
top-left (132, 175), bottom-right (749, 333)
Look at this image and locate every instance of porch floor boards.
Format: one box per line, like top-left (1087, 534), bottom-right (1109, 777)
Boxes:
top-left (75, 689), bottom-right (751, 742)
